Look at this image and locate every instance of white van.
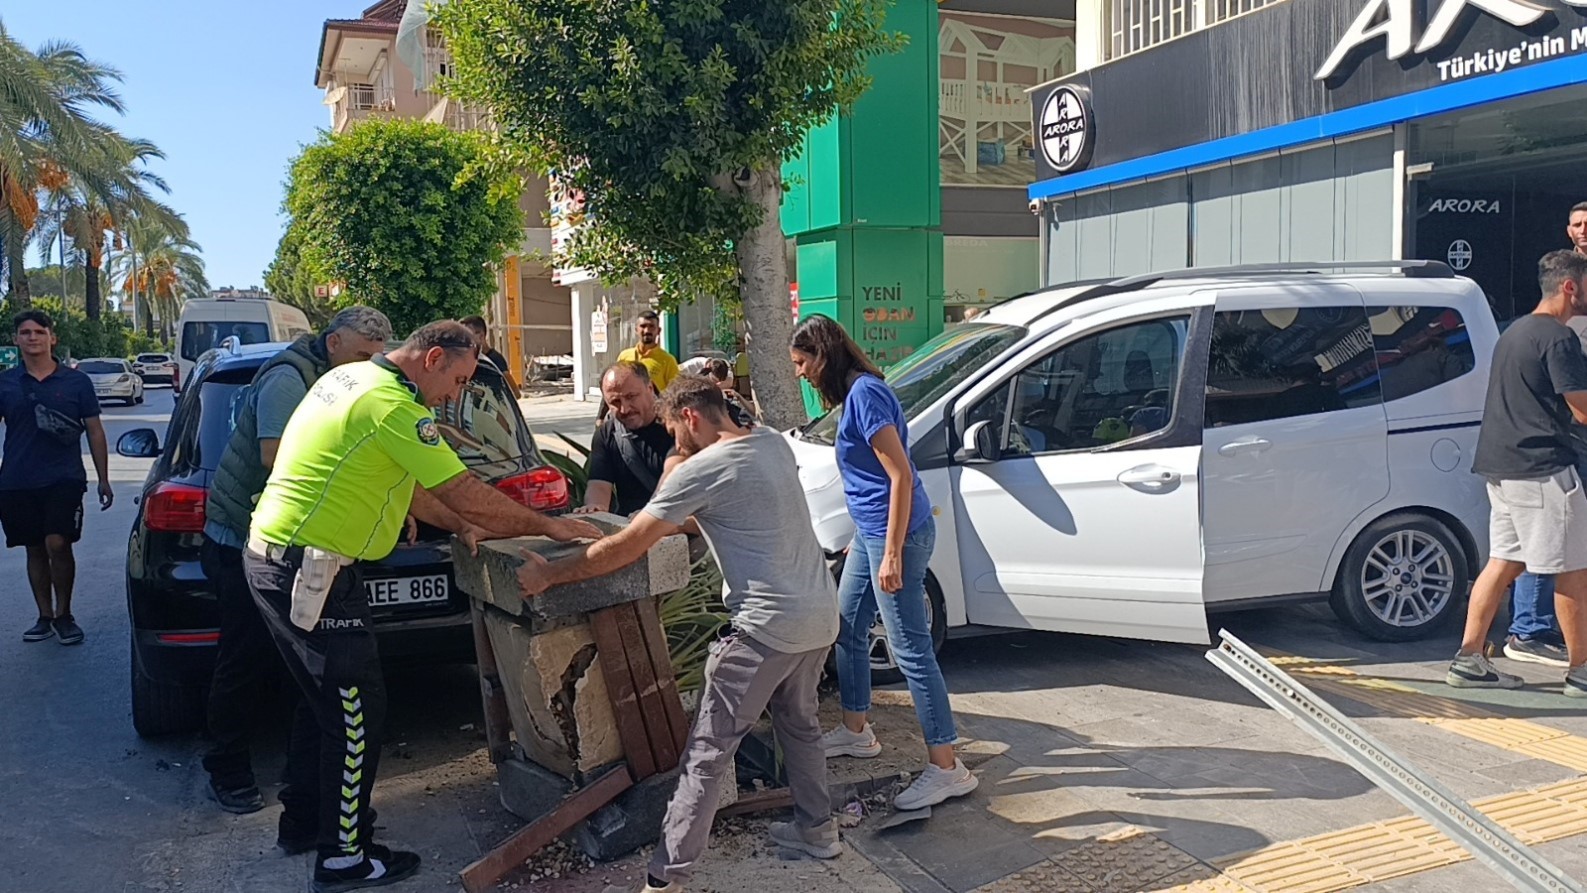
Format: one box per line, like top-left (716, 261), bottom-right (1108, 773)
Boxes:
top-left (175, 298), bottom-right (311, 384)
top-left (790, 261), bottom-right (1496, 675)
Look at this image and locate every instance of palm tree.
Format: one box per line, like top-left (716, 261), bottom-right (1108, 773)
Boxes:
top-left (0, 19), bottom-right (131, 305)
top-left (37, 138), bottom-right (184, 319)
top-left (111, 215), bottom-right (207, 337)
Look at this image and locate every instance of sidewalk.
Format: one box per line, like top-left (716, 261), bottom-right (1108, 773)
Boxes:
top-left (519, 391), bottom-right (599, 456)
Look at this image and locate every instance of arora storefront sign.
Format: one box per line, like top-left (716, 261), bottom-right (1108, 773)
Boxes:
top-left (1028, 0), bottom-right (1587, 183)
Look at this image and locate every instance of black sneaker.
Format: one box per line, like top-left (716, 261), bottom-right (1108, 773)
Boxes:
top-left (52, 614), bottom-right (84, 646)
top-left (207, 779), bottom-right (265, 814)
top-left (1504, 635), bottom-right (1570, 669)
top-left (23, 617), bottom-right (55, 642)
top-left (312, 847), bottom-right (421, 892)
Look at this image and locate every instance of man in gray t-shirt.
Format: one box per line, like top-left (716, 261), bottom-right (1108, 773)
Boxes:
top-left (519, 376), bottom-right (841, 891)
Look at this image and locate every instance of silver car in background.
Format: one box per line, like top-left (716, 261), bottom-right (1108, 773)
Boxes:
top-left (80, 358), bottom-right (145, 405)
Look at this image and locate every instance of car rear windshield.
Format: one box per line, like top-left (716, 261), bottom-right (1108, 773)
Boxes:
top-left (190, 364), bottom-right (537, 478)
top-left (181, 321), bottom-right (270, 361)
top-left (136, 354), bottom-right (171, 364)
top-left (433, 367), bottom-right (539, 482)
top-left (78, 361), bottom-right (125, 374)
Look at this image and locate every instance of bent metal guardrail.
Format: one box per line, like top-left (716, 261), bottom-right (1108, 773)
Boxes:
top-left (1205, 630), bottom-right (1584, 893)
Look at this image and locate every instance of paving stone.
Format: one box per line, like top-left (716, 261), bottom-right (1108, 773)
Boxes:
top-left (972, 858), bottom-right (1091, 892)
top-left (1057, 828), bottom-right (1201, 893)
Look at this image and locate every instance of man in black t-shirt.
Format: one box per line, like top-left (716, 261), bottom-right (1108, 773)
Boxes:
top-left (1457, 250), bottom-right (1587, 698)
top-left (577, 362), bottom-right (676, 516)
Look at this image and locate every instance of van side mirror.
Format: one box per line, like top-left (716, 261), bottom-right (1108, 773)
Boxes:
top-left (958, 420), bottom-right (1000, 464)
top-left (117, 428), bottom-right (161, 459)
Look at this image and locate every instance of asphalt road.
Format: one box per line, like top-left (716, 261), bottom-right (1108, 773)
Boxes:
top-left (0, 387), bottom-right (196, 892)
top-left (0, 388), bottom-right (496, 893)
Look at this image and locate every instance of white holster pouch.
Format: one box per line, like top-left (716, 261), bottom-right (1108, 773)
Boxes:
top-left (289, 546), bottom-right (355, 631)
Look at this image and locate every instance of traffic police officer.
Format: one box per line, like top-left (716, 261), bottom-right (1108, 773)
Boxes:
top-left (246, 321), bottom-right (600, 891)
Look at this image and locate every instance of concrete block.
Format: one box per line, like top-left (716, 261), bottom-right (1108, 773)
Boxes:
top-left (452, 514), bottom-right (691, 620)
top-left (497, 756), bottom-right (574, 823)
top-left (571, 766), bottom-right (740, 862)
top-left (575, 768), bottom-right (680, 862)
top-left (482, 604), bottom-right (624, 777)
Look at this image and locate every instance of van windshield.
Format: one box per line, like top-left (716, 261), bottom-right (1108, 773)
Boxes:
top-left (181, 321), bottom-right (270, 361)
top-left (800, 322), bottom-right (1029, 445)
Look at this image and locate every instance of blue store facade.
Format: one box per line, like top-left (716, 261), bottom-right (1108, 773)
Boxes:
top-left (1027, 0), bottom-right (1587, 320)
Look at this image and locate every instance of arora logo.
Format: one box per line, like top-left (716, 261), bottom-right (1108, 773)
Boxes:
top-left (1039, 86), bottom-right (1094, 174)
top-left (1428, 198), bottom-right (1502, 213)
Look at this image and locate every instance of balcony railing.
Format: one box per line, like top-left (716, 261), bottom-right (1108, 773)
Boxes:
top-left (1105, 0), bottom-right (1288, 60)
top-left (331, 81), bottom-right (397, 133)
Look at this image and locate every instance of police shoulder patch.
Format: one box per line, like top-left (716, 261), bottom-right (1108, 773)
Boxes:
top-left (416, 417), bottom-right (441, 446)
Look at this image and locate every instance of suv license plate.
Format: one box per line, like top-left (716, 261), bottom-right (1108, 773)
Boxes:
top-left (365, 574), bottom-right (449, 607)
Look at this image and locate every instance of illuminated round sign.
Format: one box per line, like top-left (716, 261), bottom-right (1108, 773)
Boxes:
top-left (1038, 86), bottom-right (1094, 174)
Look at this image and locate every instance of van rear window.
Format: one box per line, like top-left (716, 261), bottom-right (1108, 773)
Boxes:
top-left (1365, 306), bottom-right (1476, 402)
top-left (181, 322), bottom-right (270, 360)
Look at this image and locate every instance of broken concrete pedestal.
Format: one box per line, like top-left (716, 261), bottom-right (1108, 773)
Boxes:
top-left (451, 513), bottom-right (694, 873)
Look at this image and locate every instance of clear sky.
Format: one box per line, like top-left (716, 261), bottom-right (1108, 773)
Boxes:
top-left (6, 0), bottom-right (346, 290)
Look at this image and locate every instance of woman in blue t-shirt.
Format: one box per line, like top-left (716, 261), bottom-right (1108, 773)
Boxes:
top-left (789, 315), bottom-right (978, 811)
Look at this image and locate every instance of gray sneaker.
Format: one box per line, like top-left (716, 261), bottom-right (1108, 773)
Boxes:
top-left (768, 820), bottom-right (841, 859)
top-left (1566, 667), bottom-right (1587, 699)
top-left (894, 759), bottom-right (979, 811)
top-left (1504, 635), bottom-right (1570, 669)
top-left (1446, 652), bottom-right (1523, 689)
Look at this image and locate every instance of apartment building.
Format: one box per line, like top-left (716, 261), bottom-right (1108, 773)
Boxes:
top-left (1033, 0), bottom-right (1587, 319)
top-left (314, 0), bottom-right (572, 378)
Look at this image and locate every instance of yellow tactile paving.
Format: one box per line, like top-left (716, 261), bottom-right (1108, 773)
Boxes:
top-left (1127, 653), bottom-right (1587, 892)
top-left (1197, 779), bottom-right (1587, 892)
top-left (1267, 652), bottom-right (1587, 772)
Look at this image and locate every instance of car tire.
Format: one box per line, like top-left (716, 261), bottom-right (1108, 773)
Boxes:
top-left (134, 392), bottom-right (144, 405)
top-left (1329, 512), bottom-right (1469, 642)
top-left (826, 551), bottom-right (948, 687)
top-left (130, 634), bottom-right (206, 738)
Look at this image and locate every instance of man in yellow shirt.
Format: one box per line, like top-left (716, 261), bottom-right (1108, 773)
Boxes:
top-left (617, 310), bottom-right (679, 392)
top-left (247, 321), bottom-right (600, 891)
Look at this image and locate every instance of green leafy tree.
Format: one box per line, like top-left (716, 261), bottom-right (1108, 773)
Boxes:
top-left (435, 0), bottom-right (899, 428)
top-left (263, 222), bottom-right (338, 328)
top-left (281, 118), bottom-right (522, 338)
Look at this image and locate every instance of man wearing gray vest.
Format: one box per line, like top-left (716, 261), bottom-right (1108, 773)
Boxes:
top-left (201, 307), bottom-right (392, 819)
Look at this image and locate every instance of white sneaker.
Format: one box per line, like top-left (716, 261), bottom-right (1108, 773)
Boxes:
top-left (894, 759), bottom-right (978, 811)
top-left (821, 723), bottom-right (882, 758)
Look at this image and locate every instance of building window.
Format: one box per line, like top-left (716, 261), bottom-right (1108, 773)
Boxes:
top-left (1205, 306), bottom-right (1381, 428)
top-left (1366, 306), bottom-right (1476, 403)
top-left (1105, 0), bottom-right (1290, 61)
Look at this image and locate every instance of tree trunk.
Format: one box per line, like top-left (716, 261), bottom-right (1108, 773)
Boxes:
top-left (5, 237), bottom-right (30, 308)
top-left (84, 258), bottom-right (101, 321)
top-left (723, 165), bottom-right (806, 430)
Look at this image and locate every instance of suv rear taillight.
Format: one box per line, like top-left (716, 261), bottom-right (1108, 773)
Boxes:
top-left (145, 482), bottom-right (207, 532)
top-left (495, 467), bottom-right (569, 511)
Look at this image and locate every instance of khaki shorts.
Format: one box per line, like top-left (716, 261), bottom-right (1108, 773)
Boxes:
top-left (1487, 468), bottom-right (1587, 575)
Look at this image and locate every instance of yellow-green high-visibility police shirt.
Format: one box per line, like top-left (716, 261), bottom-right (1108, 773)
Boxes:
top-left (250, 356), bottom-right (467, 561)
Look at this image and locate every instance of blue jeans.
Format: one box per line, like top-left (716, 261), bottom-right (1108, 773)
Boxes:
top-left (1510, 573), bottom-right (1560, 641)
top-left (835, 517), bottom-right (957, 747)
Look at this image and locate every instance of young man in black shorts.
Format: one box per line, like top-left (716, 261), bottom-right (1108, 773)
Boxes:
top-left (0, 310), bottom-right (113, 644)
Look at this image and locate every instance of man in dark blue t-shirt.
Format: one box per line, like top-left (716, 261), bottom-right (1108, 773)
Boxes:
top-left (0, 310), bottom-right (113, 645)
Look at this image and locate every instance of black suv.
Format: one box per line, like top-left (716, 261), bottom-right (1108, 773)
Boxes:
top-left (119, 343), bottom-right (570, 737)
